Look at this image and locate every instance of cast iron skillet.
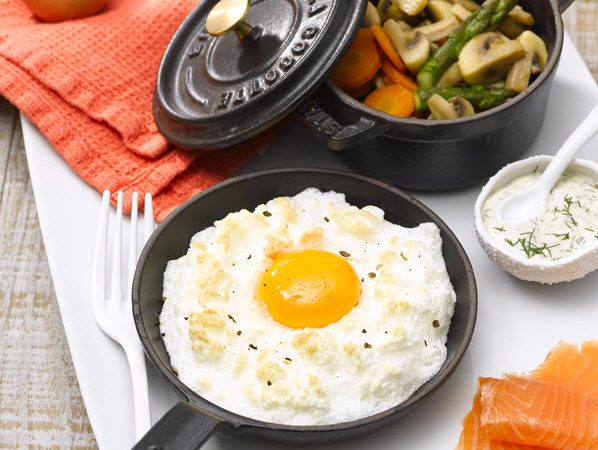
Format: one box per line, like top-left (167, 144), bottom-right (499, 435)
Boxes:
top-left (132, 169), bottom-right (477, 450)
top-left (296, 0), bottom-right (576, 190)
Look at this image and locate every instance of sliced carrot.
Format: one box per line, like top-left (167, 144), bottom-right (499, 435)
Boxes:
top-left (381, 60), bottom-right (418, 91)
top-left (364, 84), bottom-right (415, 117)
top-left (374, 40), bottom-right (386, 61)
top-left (331, 28), bottom-right (381, 91)
top-left (371, 24), bottom-right (408, 73)
top-left (347, 82), bottom-right (375, 99)
top-left (381, 74), bottom-right (393, 86)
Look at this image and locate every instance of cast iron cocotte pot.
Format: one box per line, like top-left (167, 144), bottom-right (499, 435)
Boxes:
top-left (132, 169), bottom-right (477, 450)
top-left (296, 0), bottom-right (577, 190)
top-left (154, 0), bottom-right (576, 191)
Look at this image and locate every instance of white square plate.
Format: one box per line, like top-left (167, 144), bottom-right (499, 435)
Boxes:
top-left (23, 34), bottom-right (598, 450)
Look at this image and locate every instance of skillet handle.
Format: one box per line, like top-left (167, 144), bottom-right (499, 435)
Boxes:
top-left (558, 0), bottom-right (575, 13)
top-left (133, 402), bottom-right (223, 450)
top-left (296, 98), bottom-right (387, 151)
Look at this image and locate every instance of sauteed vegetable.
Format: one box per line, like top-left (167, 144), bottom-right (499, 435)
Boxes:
top-left (331, 0), bottom-right (548, 120)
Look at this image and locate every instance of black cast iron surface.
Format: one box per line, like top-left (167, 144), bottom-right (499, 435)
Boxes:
top-left (295, 0), bottom-right (571, 190)
top-left (132, 169), bottom-right (477, 450)
top-left (154, 0), bottom-right (574, 191)
top-left (154, 0), bottom-right (367, 148)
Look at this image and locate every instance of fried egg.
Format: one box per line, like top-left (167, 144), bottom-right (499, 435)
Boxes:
top-left (160, 188), bottom-right (456, 425)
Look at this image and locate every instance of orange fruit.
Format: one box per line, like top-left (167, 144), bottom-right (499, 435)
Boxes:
top-left (21, 0), bottom-right (108, 22)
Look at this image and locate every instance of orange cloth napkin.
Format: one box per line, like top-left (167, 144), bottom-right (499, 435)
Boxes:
top-left (0, 0), bottom-right (269, 220)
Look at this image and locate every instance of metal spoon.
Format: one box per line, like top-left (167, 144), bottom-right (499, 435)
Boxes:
top-left (498, 102), bottom-right (598, 225)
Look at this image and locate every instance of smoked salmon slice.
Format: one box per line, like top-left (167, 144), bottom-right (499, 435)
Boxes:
top-left (530, 341), bottom-right (598, 393)
top-left (479, 376), bottom-right (598, 450)
top-left (455, 341), bottom-right (598, 450)
top-left (455, 391), bottom-right (544, 450)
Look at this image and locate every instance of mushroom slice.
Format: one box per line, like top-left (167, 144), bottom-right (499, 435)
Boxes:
top-left (452, 3), bottom-right (472, 21)
top-left (449, 96), bottom-right (475, 117)
top-left (497, 17), bottom-right (528, 39)
top-left (383, 19), bottom-right (430, 74)
top-left (454, 0), bottom-right (479, 12)
top-left (395, 0), bottom-right (428, 16)
top-left (427, 0), bottom-right (454, 21)
top-left (506, 54), bottom-right (533, 93)
top-left (436, 62), bottom-right (463, 88)
top-left (396, 20), bottom-right (413, 33)
top-left (458, 32), bottom-right (526, 85)
top-left (378, 0), bottom-right (407, 21)
top-left (517, 30), bottom-right (548, 74)
top-left (428, 94), bottom-right (457, 119)
top-left (428, 94), bottom-right (475, 119)
top-left (508, 5), bottom-right (535, 26)
top-left (414, 17), bottom-right (459, 42)
top-left (364, 1), bottom-right (382, 27)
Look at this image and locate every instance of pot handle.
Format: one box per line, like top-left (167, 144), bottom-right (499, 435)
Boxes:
top-left (558, 0), bottom-right (575, 13)
top-left (132, 402), bottom-right (223, 450)
top-left (297, 98), bottom-right (388, 151)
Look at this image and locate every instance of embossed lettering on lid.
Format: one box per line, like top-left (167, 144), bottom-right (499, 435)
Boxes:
top-left (153, 0), bottom-right (367, 149)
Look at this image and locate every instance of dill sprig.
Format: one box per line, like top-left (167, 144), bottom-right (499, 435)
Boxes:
top-left (553, 232), bottom-right (570, 241)
top-left (505, 228), bottom-right (560, 259)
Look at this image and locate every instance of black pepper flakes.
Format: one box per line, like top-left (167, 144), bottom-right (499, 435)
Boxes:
top-left (237, 330), bottom-right (242, 336)
top-left (364, 342), bottom-right (372, 349)
top-left (424, 340), bottom-right (428, 347)
top-left (247, 254), bottom-right (252, 260)
top-left (361, 278), bottom-right (364, 283)
top-left (432, 320), bottom-right (440, 328)
top-left (368, 272), bottom-right (376, 279)
top-left (227, 314), bottom-right (237, 323)
top-left (362, 329), bottom-right (367, 334)
top-left (263, 211), bottom-right (272, 217)
top-left (161, 333), bottom-right (165, 337)
top-left (339, 250), bottom-right (351, 257)
top-left (324, 217), bottom-right (330, 222)
top-left (267, 380), bottom-right (272, 386)
top-left (249, 344), bottom-right (257, 350)
top-left (400, 252), bottom-right (408, 261)
top-left (184, 317), bottom-right (188, 321)
top-left (284, 357), bottom-right (292, 362)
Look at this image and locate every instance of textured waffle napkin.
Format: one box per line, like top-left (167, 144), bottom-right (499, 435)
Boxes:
top-left (0, 0), bottom-right (269, 220)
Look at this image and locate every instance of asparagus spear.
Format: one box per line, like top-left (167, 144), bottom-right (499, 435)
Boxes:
top-left (416, 0), bottom-right (519, 89)
top-left (414, 86), bottom-right (516, 111)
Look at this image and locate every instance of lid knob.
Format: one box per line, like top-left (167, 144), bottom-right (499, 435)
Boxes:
top-left (205, 0), bottom-right (258, 41)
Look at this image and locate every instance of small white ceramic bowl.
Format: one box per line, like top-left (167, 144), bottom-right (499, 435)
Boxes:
top-left (474, 155), bottom-right (598, 284)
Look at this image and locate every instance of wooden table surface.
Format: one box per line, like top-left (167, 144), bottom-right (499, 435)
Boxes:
top-left (1, 4), bottom-right (597, 448)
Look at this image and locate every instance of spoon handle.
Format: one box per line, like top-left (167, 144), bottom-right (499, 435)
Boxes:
top-left (541, 103), bottom-right (598, 188)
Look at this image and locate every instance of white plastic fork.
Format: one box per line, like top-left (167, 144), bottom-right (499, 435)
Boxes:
top-left (91, 190), bottom-right (154, 440)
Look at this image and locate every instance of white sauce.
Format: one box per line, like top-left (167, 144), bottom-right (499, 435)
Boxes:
top-left (483, 169), bottom-right (598, 261)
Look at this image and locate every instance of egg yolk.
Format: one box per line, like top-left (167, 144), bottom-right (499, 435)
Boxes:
top-left (256, 250), bottom-right (361, 329)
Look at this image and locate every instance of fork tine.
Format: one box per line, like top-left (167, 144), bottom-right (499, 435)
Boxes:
top-left (92, 191), bottom-right (111, 301)
top-left (110, 192), bottom-right (124, 301)
top-left (127, 192), bottom-right (139, 295)
top-left (143, 193), bottom-right (154, 241)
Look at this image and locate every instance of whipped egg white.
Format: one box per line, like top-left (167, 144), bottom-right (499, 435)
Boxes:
top-left (160, 188), bottom-right (456, 425)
